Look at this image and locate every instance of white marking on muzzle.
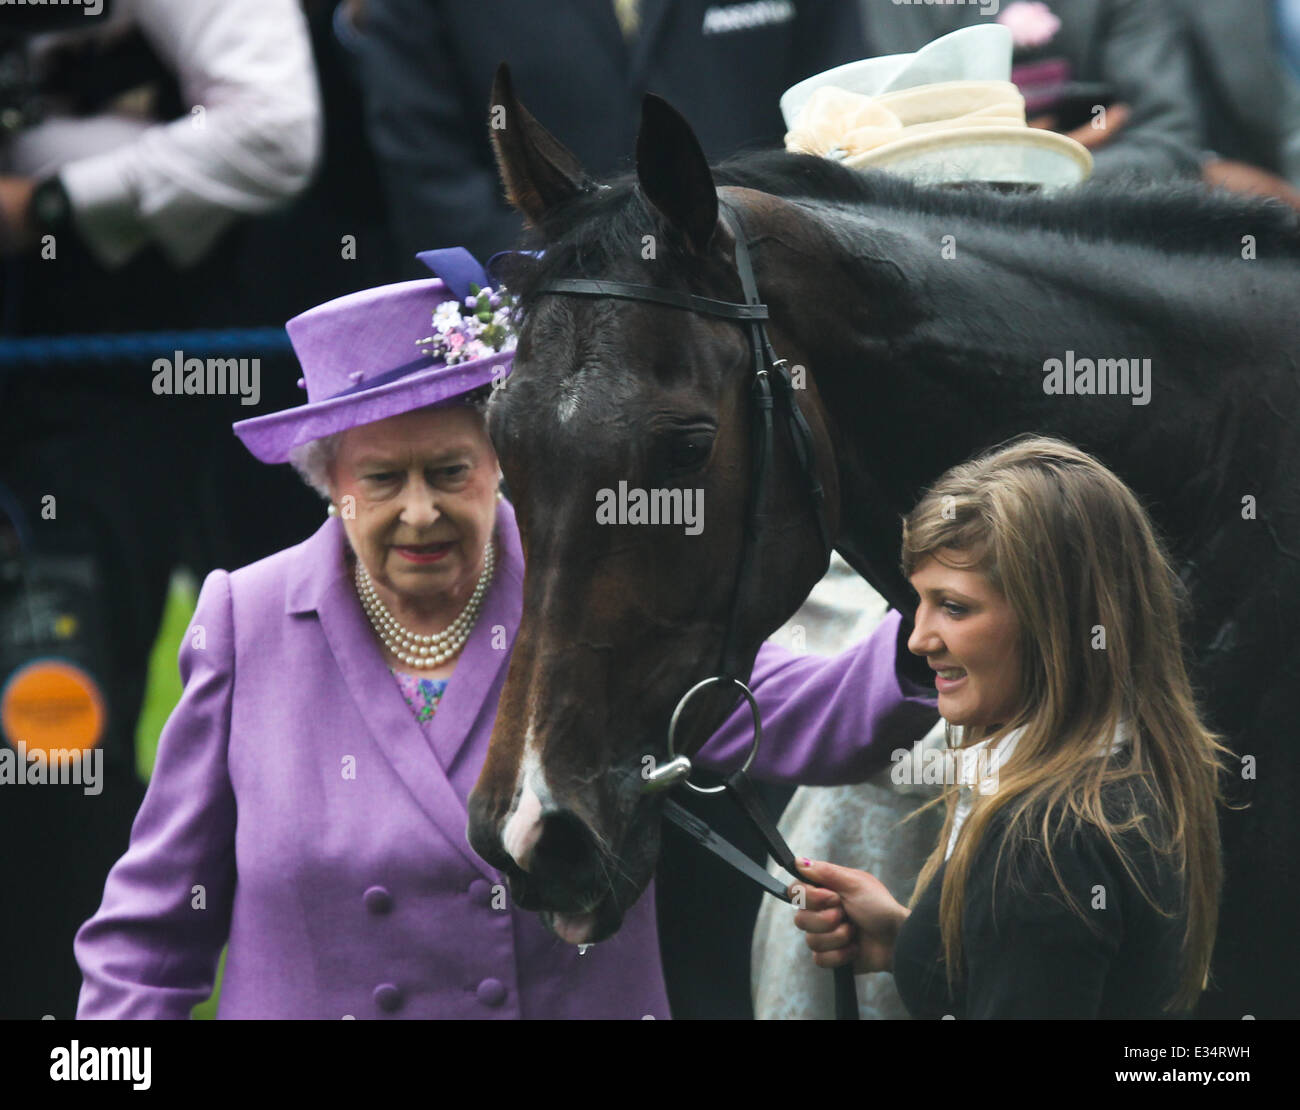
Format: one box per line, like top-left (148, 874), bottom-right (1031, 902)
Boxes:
top-left (501, 738), bottom-right (548, 872)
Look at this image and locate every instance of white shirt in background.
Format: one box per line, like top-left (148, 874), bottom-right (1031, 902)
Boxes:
top-left (4, 0), bottom-right (321, 269)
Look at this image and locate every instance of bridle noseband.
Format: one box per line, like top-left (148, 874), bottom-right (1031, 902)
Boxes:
top-left (533, 199), bottom-right (857, 1020)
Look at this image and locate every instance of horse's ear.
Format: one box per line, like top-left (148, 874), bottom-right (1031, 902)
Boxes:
top-left (636, 94), bottom-right (718, 254)
top-left (489, 63), bottom-right (592, 228)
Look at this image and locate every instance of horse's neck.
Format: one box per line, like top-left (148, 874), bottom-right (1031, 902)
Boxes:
top-left (759, 200), bottom-right (1232, 600)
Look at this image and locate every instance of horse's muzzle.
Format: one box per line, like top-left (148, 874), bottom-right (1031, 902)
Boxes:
top-left (468, 791), bottom-right (657, 943)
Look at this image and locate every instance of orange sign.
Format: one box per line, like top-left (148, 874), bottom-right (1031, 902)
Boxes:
top-left (1, 660), bottom-right (106, 753)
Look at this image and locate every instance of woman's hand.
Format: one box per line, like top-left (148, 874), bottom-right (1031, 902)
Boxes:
top-left (789, 858), bottom-right (910, 975)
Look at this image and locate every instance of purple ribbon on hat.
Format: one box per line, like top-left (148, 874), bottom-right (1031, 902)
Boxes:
top-left (326, 352), bottom-right (441, 400)
top-left (416, 247), bottom-right (491, 303)
top-left (321, 248), bottom-right (492, 402)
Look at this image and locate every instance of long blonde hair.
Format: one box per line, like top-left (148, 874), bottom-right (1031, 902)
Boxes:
top-left (900, 435), bottom-right (1230, 1012)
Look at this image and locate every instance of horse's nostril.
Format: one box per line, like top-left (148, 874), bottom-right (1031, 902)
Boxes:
top-left (537, 811), bottom-right (593, 870)
top-left (525, 810), bottom-right (606, 909)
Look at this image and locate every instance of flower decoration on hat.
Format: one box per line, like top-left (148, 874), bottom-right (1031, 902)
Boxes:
top-left (786, 86), bottom-right (903, 161)
top-left (777, 24), bottom-right (1091, 190)
top-left (416, 283), bottom-right (518, 366)
top-left (786, 82), bottom-right (1026, 163)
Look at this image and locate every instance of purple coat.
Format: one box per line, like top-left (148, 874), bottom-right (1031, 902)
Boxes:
top-left (74, 498), bottom-right (938, 1018)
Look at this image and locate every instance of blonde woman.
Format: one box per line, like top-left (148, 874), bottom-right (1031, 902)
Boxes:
top-left (793, 435), bottom-right (1229, 1018)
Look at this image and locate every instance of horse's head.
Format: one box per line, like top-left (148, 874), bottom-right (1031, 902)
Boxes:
top-left (467, 66), bottom-right (840, 944)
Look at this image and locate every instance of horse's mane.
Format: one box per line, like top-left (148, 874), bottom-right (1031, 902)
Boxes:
top-left (714, 150), bottom-right (1300, 255)
top-left (504, 148), bottom-right (1300, 309)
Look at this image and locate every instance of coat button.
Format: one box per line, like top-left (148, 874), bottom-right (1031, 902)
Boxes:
top-left (476, 978), bottom-right (507, 1007)
top-left (468, 878), bottom-right (493, 907)
top-left (363, 885), bottom-right (393, 914)
top-left (373, 983), bottom-right (403, 1012)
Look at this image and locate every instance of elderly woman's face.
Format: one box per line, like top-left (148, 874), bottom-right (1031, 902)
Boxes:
top-left (329, 405), bottom-right (499, 604)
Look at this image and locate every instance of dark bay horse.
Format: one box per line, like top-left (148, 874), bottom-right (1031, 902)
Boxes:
top-left (466, 68), bottom-right (1300, 1018)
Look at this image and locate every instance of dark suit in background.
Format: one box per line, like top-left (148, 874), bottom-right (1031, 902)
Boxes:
top-left (357, 0), bottom-right (866, 271)
top-left (1172, 0), bottom-right (1295, 175)
top-left (857, 0), bottom-right (1203, 181)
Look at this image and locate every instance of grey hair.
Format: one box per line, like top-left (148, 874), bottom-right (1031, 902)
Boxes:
top-left (286, 387), bottom-right (496, 501)
top-left (287, 432), bottom-right (343, 501)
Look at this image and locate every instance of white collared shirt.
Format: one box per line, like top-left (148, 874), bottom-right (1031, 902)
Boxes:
top-left (944, 719), bottom-right (1133, 861)
top-left (5, 0), bottom-right (321, 269)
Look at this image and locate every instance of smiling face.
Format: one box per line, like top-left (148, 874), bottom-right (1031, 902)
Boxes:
top-left (907, 549), bottom-right (1024, 731)
top-left (328, 404), bottom-right (499, 612)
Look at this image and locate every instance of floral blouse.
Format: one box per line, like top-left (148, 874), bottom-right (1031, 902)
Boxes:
top-left (389, 668), bottom-right (449, 723)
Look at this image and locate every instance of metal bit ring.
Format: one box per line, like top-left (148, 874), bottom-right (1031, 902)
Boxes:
top-left (665, 675), bottom-right (762, 795)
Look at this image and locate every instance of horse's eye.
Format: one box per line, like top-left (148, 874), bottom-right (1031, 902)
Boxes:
top-left (669, 431), bottom-right (714, 471)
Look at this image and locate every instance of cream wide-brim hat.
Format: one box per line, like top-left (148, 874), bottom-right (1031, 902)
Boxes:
top-left (780, 24), bottom-right (1092, 190)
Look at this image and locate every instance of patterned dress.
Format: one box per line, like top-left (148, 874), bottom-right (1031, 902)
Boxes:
top-left (389, 668), bottom-right (449, 723)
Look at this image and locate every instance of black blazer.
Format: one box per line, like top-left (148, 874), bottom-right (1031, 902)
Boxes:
top-left (893, 773), bottom-right (1193, 1019)
top-left (1171, 0), bottom-right (1290, 173)
top-left (357, 0), bottom-right (866, 271)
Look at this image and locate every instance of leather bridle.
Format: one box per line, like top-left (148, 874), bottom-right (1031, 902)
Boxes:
top-left (533, 199), bottom-right (858, 1020)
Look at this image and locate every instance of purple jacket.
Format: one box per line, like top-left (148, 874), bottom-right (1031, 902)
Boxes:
top-left (74, 499), bottom-right (937, 1018)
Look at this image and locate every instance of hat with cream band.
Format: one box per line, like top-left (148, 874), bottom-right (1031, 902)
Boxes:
top-left (780, 24), bottom-right (1092, 189)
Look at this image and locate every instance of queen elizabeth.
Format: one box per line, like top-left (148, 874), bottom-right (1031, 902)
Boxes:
top-left (73, 251), bottom-right (939, 1019)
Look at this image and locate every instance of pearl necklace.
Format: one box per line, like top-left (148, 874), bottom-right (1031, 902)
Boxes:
top-left (354, 539), bottom-right (496, 668)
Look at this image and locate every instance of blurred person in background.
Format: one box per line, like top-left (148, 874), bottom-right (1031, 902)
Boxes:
top-left (356, 0), bottom-right (867, 271)
top-left (1171, 0), bottom-right (1300, 211)
top-left (856, 0), bottom-right (1204, 182)
top-left (1285, 0), bottom-right (1300, 181)
top-left (0, 0), bottom-right (320, 1018)
top-left (232, 0), bottom-right (401, 326)
top-left (0, 0), bottom-right (320, 316)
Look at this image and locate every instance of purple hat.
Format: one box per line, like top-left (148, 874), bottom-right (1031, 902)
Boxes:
top-left (233, 249), bottom-right (514, 464)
